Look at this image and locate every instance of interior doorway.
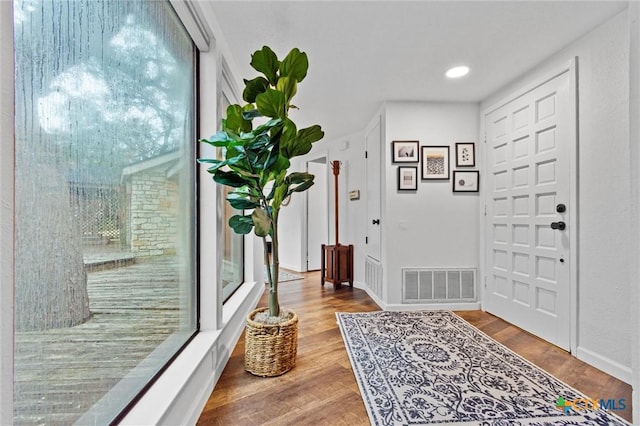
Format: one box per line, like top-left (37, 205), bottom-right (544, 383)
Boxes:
top-left (306, 157), bottom-right (328, 271)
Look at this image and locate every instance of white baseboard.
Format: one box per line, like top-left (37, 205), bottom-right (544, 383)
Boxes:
top-left (385, 302), bottom-right (482, 312)
top-left (576, 346), bottom-right (633, 385)
top-left (279, 262), bottom-right (303, 273)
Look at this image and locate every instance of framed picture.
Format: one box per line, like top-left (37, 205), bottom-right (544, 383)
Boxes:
top-left (455, 142), bottom-right (476, 167)
top-left (397, 166), bottom-right (418, 191)
top-left (421, 146), bottom-right (450, 180)
top-left (453, 170), bottom-right (480, 192)
top-left (392, 140), bottom-right (419, 163)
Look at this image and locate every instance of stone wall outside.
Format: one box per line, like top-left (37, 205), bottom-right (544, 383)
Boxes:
top-left (129, 168), bottom-right (177, 257)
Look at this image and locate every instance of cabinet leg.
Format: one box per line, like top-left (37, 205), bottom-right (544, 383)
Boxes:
top-left (320, 244), bottom-right (325, 286)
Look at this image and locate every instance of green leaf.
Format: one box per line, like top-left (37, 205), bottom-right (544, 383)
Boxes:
top-left (253, 118), bottom-right (283, 133)
top-left (198, 158), bottom-right (227, 173)
top-left (256, 88), bottom-right (286, 119)
top-left (282, 124), bottom-right (324, 158)
top-left (199, 131), bottom-right (244, 148)
top-left (250, 46), bottom-right (279, 85)
top-left (280, 48), bottom-right (308, 82)
top-left (286, 171), bottom-right (314, 185)
top-left (243, 77), bottom-right (269, 103)
top-left (276, 76), bottom-right (297, 105)
top-left (227, 192), bottom-right (260, 210)
top-left (213, 170), bottom-right (249, 188)
top-left (199, 131), bottom-right (234, 147)
top-left (229, 214), bottom-right (254, 234)
top-left (297, 125), bottom-right (324, 145)
top-left (289, 179), bottom-right (314, 194)
top-left (252, 207), bottom-right (271, 237)
top-left (242, 109), bottom-right (262, 121)
top-left (285, 172), bottom-right (314, 195)
top-left (263, 143), bottom-right (280, 170)
top-left (224, 104), bottom-right (252, 133)
top-left (272, 183), bottom-right (289, 211)
top-left (264, 155), bottom-right (291, 181)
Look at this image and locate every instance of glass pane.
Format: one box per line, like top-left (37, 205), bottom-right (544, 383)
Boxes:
top-left (219, 91), bottom-right (244, 301)
top-left (13, 0), bottom-right (196, 424)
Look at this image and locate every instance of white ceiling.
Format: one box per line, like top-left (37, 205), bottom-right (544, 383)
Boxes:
top-left (206, 1), bottom-right (627, 141)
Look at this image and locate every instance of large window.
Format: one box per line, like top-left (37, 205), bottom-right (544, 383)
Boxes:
top-left (219, 69), bottom-right (244, 301)
top-left (13, 0), bottom-right (197, 423)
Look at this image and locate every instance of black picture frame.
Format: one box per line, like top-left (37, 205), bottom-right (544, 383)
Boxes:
top-left (453, 170), bottom-right (480, 192)
top-left (421, 146), bottom-right (450, 180)
top-left (455, 142), bottom-right (476, 167)
top-left (397, 166), bottom-right (418, 191)
top-left (392, 140), bottom-right (419, 163)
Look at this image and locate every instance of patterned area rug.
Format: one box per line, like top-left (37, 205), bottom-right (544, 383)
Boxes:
top-left (336, 310), bottom-right (629, 426)
top-left (264, 267), bottom-right (302, 283)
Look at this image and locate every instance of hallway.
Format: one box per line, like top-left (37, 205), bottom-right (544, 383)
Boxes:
top-left (197, 271), bottom-right (632, 425)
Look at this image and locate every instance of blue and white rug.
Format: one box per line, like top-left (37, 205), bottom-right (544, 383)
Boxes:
top-left (263, 267), bottom-right (302, 284)
top-left (336, 310), bottom-right (629, 426)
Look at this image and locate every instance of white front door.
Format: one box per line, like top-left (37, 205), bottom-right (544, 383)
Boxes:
top-left (306, 158), bottom-right (328, 271)
top-left (365, 116), bottom-right (382, 262)
top-left (484, 64), bottom-right (576, 351)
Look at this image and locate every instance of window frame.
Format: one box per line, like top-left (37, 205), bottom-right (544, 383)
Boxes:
top-left (0, 2), bottom-right (15, 423)
top-left (7, 1), bottom-right (201, 423)
top-left (219, 60), bottom-right (245, 302)
top-left (112, 17), bottom-right (201, 423)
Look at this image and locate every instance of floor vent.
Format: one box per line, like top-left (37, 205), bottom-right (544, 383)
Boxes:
top-left (402, 268), bottom-right (476, 303)
top-left (365, 257), bottom-right (383, 299)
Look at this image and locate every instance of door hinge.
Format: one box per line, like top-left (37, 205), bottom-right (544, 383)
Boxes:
top-left (365, 151), bottom-right (368, 159)
top-left (484, 276), bottom-right (487, 288)
top-left (365, 236), bottom-right (368, 244)
top-left (484, 204), bottom-right (487, 216)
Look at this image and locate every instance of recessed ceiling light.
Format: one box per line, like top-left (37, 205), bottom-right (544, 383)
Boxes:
top-left (445, 66), bottom-right (470, 79)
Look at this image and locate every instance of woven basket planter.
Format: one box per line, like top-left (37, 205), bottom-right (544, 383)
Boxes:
top-left (244, 307), bottom-right (299, 377)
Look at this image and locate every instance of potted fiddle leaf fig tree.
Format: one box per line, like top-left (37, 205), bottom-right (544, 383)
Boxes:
top-left (199, 46), bottom-right (324, 376)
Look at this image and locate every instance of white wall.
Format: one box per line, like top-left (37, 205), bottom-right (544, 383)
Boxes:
top-left (383, 102), bottom-right (480, 305)
top-left (291, 130), bottom-right (367, 279)
top-left (627, 1), bottom-right (639, 423)
top-left (303, 103), bottom-right (480, 303)
top-left (278, 156), bottom-right (307, 272)
top-left (481, 9), bottom-right (633, 383)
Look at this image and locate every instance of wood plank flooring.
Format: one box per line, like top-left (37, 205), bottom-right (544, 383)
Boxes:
top-left (14, 256), bottom-right (185, 425)
top-left (198, 270), bottom-right (632, 425)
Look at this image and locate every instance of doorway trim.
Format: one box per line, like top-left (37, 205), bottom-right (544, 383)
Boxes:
top-left (305, 153), bottom-right (329, 272)
top-left (479, 57), bottom-right (578, 354)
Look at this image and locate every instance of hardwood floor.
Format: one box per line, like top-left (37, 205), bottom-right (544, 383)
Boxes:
top-left (197, 271), bottom-right (632, 425)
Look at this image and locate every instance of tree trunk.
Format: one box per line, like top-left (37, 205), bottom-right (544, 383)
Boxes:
top-left (14, 159), bottom-right (91, 331)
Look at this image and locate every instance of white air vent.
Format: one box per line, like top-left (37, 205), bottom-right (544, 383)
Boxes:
top-left (365, 257), bottom-right (383, 299)
top-left (402, 268), bottom-right (476, 303)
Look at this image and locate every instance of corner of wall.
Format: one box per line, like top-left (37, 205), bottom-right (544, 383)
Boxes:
top-left (628, 0), bottom-right (640, 423)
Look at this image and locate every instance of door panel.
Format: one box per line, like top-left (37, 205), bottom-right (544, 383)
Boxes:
top-left (307, 159), bottom-right (328, 271)
top-left (365, 117), bottom-right (382, 262)
top-left (485, 70), bottom-right (574, 351)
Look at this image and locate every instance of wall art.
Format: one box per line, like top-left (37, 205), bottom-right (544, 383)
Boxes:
top-left (455, 142), bottom-right (475, 167)
top-left (421, 146), bottom-right (450, 180)
top-left (397, 166), bottom-right (418, 191)
top-left (453, 170), bottom-right (480, 192)
top-left (392, 140), bottom-right (419, 163)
